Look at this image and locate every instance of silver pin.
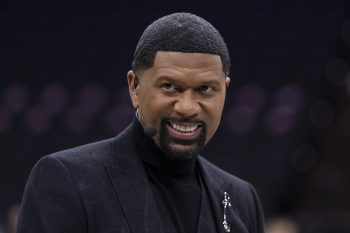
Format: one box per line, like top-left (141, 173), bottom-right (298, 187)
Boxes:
top-left (222, 192), bottom-right (231, 232)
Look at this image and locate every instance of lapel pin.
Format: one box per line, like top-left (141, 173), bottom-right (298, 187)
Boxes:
top-left (222, 192), bottom-right (231, 232)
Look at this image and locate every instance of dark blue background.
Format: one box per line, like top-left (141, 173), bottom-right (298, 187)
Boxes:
top-left (1, 0), bottom-right (350, 232)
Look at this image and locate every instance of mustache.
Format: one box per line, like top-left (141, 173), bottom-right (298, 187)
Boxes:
top-left (163, 116), bottom-right (205, 125)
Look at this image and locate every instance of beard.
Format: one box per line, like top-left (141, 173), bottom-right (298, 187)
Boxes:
top-left (159, 117), bottom-right (206, 160)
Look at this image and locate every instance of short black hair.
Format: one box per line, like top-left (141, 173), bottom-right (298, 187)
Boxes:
top-left (132, 12), bottom-right (231, 75)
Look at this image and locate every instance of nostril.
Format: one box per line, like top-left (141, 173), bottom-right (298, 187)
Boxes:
top-left (174, 103), bottom-right (200, 117)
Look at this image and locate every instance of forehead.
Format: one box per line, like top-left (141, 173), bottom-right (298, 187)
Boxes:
top-left (150, 51), bottom-right (225, 78)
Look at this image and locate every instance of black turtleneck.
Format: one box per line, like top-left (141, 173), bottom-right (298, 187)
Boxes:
top-left (132, 118), bottom-right (202, 233)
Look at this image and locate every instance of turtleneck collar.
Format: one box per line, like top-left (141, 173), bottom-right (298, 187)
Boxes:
top-left (131, 117), bottom-right (197, 177)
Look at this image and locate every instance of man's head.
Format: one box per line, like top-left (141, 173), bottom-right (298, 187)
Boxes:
top-left (128, 13), bottom-right (231, 160)
top-left (132, 12), bottom-right (230, 76)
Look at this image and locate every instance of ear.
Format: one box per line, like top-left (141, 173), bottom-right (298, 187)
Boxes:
top-left (127, 70), bottom-right (139, 109)
top-left (225, 77), bottom-right (230, 88)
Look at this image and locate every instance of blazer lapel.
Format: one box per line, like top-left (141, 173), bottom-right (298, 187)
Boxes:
top-left (104, 125), bottom-right (163, 233)
top-left (105, 165), bottom-right (162, 233)
top-left (197, 157), bottom-right (249, 233)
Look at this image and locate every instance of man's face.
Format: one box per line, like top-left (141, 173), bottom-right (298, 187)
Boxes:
top-left (128, 51), bottom-right (230, 159)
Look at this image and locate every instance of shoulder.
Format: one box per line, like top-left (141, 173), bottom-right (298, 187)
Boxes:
top-left (33, 122), bottom-right (137, 179)
top-left (47, 137), bottom-right (116, 166)
top-left (26, 137), bottom-right (116, 187)
top-left (43, 122), bottom-right (134, 168)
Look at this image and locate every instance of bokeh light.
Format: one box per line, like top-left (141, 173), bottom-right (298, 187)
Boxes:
top-left (264, 105), bottom-right (297, 135)
top-left (3, 84), bottom-right (29, 114)
top-left (225, 105), bottom-right (257, 135)
top-left (25, 105), bottom-right (52, 134)
top-left (273, 85), bottom-right (304, 110)
top-left (225, 85), bottom-right (266, 135)
top-left (77, 84), bottom-right (107, 116)
top-left (64, 106), bottom-right (92, 134)
top-left (234, 85), bottom-right (267, 111)
top-left (264, 85), bottom-right (304, 135)
top-left (40, 84), bottom-right (69, 115)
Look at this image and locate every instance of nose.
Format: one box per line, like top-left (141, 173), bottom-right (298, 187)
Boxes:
top-left (173, 91), bottom-right (200, 118)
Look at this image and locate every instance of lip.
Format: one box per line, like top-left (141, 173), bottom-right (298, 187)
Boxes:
top-left (166, 121), bottom-right (202, 141)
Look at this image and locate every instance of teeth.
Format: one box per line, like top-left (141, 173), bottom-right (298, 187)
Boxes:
top-left (170, 123), bottom-right (198, 133)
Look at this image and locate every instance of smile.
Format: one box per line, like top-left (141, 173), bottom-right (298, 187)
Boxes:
top-left (169, 122), bottom-right (200, 133)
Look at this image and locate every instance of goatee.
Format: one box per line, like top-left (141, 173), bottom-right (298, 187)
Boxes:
top-left (159, 117), bottom-right (206, 160)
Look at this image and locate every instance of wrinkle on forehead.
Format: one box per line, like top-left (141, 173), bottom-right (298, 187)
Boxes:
top-left (151, 51), bottom-right (225, 78)
top-left (156, 67), bottom-right (220, 77)
top-left (156, 51), bottom-right (222, 68)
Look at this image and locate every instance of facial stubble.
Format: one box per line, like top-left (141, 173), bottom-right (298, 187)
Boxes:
top-left (159, 118), bottom-right (206, 160)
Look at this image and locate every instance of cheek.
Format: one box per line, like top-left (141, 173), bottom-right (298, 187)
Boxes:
top-left (139, 93), bottom-right (174, 123)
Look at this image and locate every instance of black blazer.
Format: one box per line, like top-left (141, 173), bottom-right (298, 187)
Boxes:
top-left (17, 122), bottom-right (265, 233)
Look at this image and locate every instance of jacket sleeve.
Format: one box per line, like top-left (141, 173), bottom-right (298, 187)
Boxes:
top-left (248, 184), bottom-right (265, 233)
top-left (17, 155), bottom-right (87, 233)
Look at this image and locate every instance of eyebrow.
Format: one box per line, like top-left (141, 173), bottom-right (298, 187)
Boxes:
top-left (156, 75), bottom-right (222, 87)
top-left (157, 76), bottom-right (174, 82)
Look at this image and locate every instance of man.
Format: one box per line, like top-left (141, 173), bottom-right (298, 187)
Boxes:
top-left (17, 13), bottom-right (265, 233)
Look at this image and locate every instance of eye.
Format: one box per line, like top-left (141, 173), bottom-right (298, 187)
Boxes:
top-left (161, 82), bottom-right (176, 90)
top-left (199, 85), bottom-right (213, 93)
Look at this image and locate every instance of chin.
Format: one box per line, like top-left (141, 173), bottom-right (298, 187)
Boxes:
top-left (163, 143), bottom-right (201, 160)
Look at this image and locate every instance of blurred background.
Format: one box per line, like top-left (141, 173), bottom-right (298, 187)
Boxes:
top-left (1, 0), bottom-right (350, 232)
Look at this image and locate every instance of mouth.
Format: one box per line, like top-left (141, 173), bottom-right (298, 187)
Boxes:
top-left (166, 120), bottom-right (202, 141)
top-left (168, 121), bottom-right (201, 132)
